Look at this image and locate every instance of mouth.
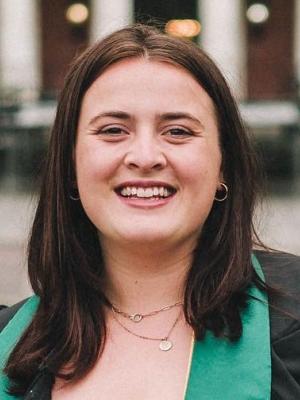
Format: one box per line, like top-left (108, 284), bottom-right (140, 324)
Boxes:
top-left (114, 183), bottom-right (177, 200)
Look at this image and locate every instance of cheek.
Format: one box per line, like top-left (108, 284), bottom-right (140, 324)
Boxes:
top-left (75, 144), bottom-right (118, 185)
top-left (176, 151), bottom-right (221, 187)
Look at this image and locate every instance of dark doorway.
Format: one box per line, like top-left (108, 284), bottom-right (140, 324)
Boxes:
top-left (247, 0), bottom-right (295, 100)
top-left (134, 0), bottom-right (197, 28)
top-left (40, 0), bottom-right (90, 98)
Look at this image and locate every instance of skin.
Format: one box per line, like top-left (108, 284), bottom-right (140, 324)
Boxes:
top-left (75, 58), bottom-right (223, 309)
top-left (53, 58), bottom-right (223, 399)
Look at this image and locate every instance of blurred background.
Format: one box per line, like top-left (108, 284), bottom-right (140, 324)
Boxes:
top-left (0, 0), bottom-right (300, 305)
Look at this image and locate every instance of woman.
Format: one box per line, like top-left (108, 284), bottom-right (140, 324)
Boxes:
top-left (0, 24), bottom-right (299, 399)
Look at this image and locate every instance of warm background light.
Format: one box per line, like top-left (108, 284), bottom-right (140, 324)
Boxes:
top-left (66, 3), bottom-right (89, 25)
top-left (246, 3), bottom-right (270, 24)
top-left (165, 19), bottom-right (201, 38)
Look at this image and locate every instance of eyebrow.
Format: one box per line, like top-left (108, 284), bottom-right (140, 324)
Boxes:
top-left (158, 112), bottom-right (204, 128)
top-left (88, 110), bottom-right (204, 128)
top-left (88, 111), bottom-right (131, 126)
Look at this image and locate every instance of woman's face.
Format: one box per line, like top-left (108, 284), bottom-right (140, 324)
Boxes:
top-left (75, 58), bottom-right (222, 249)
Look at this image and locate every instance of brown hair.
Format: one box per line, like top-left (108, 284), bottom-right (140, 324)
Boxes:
top-left (5, 24), bottom-right (263, 394)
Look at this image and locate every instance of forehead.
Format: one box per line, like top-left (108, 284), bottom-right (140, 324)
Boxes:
top-left (79, 58), bottom-right (217, 124)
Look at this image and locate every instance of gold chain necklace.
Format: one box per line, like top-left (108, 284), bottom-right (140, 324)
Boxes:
top-left (111, 301), bottom-right (183, 323)
top-left (111, 308), bottom-right (182, 351)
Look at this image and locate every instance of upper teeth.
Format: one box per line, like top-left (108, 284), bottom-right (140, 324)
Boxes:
top-left (120, 186), bottom-right (172, 198)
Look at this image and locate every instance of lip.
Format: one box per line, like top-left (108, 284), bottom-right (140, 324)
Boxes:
top-left (114, 180), bottom-right (177, 209)
top-left (117, 194), bottom-right (175, 209)
top-left (114, 180), bottom-right (177, 191)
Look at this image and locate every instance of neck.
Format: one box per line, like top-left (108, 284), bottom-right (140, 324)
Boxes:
top-left (100, 239), bottom-right (194, 313)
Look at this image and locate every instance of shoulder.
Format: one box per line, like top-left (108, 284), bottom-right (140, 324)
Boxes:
top-left (255, 250), bottom-right (300, 316)
top-left (0, 299), bottom-right (30, 334)
top-left (254, 249), bottom-right (300, 309)
top-left (255, 250), bottom-right (300, 289)
top-left (255, 250), bottom-right (300, 397)
top-left (255, 250), bottom-right (300, 335)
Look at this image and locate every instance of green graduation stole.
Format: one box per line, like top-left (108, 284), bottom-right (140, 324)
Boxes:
top-left (0, 254), bottom-right (271, 399)
top-left (0, 295), bottom-right (39, 399)
top-left (185, 254), bottom-right (271, 399)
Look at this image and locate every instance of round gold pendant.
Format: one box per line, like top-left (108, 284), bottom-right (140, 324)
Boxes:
top-left (159, 340), bottom-right (173, 351)
top-left (130, 314), bottom-right (143, 322)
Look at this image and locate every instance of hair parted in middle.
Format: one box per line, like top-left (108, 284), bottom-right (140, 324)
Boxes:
top-left (5, 23), bottom-right (263, 395)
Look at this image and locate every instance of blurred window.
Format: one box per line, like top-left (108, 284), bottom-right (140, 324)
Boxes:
top-left (134, 0), bottom-right (199, 41)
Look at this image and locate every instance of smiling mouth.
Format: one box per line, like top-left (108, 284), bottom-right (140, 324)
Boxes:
top-left (115, 185), bottom-right (177, 199)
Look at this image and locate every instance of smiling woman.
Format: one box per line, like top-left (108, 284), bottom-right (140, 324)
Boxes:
top-left (75, 59), bottom-right (222, 248)
top-left (0, 24), bottom-right (300, 400)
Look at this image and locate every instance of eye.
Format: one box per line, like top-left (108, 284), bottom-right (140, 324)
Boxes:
top-left (99, 126), bottom-right (128, 136)
top-left (163, 127), bottom-right (194, 139)
top-left (90, 125), bottom-right (129, 142)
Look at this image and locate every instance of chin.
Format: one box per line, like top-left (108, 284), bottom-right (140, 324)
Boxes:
top-left (122, 231), bottom-right (174, 244)
top-left (101, 225), bottom-right (179, 246)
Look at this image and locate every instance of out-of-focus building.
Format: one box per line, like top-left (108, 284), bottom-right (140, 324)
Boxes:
top-left (1, 1), bottom-right (300, 304)
top-left (0, 0), bottom-right (300, 100)
top-left (0, 0), bottom-right (300, 190)
top-left (1, 0), bottom-right (299, 101)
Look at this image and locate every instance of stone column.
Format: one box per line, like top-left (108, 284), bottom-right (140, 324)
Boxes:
top-left (0, 0), bottom-right (41, 100)
top-left (197, 0), bottom-right (247, 100)
top-left (90, 0), bottom-right (134, 43)
top-left (294, 0), bottom-right (300, 92)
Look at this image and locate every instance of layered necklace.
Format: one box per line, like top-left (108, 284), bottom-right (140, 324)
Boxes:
top-left (110, 301), bottom-right (183, 351)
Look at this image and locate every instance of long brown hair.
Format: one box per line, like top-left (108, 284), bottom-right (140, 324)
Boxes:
top-left (5, 24), bottom-right (262, 394)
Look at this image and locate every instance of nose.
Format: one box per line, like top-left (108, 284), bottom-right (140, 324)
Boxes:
top-left (124, 132), bottom-right (167, 171)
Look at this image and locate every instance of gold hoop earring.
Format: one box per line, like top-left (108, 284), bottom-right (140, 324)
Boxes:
top-left (214, 183), bottom-right (228, 202)
top-left (69, 188), bottom-right (80, 201)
